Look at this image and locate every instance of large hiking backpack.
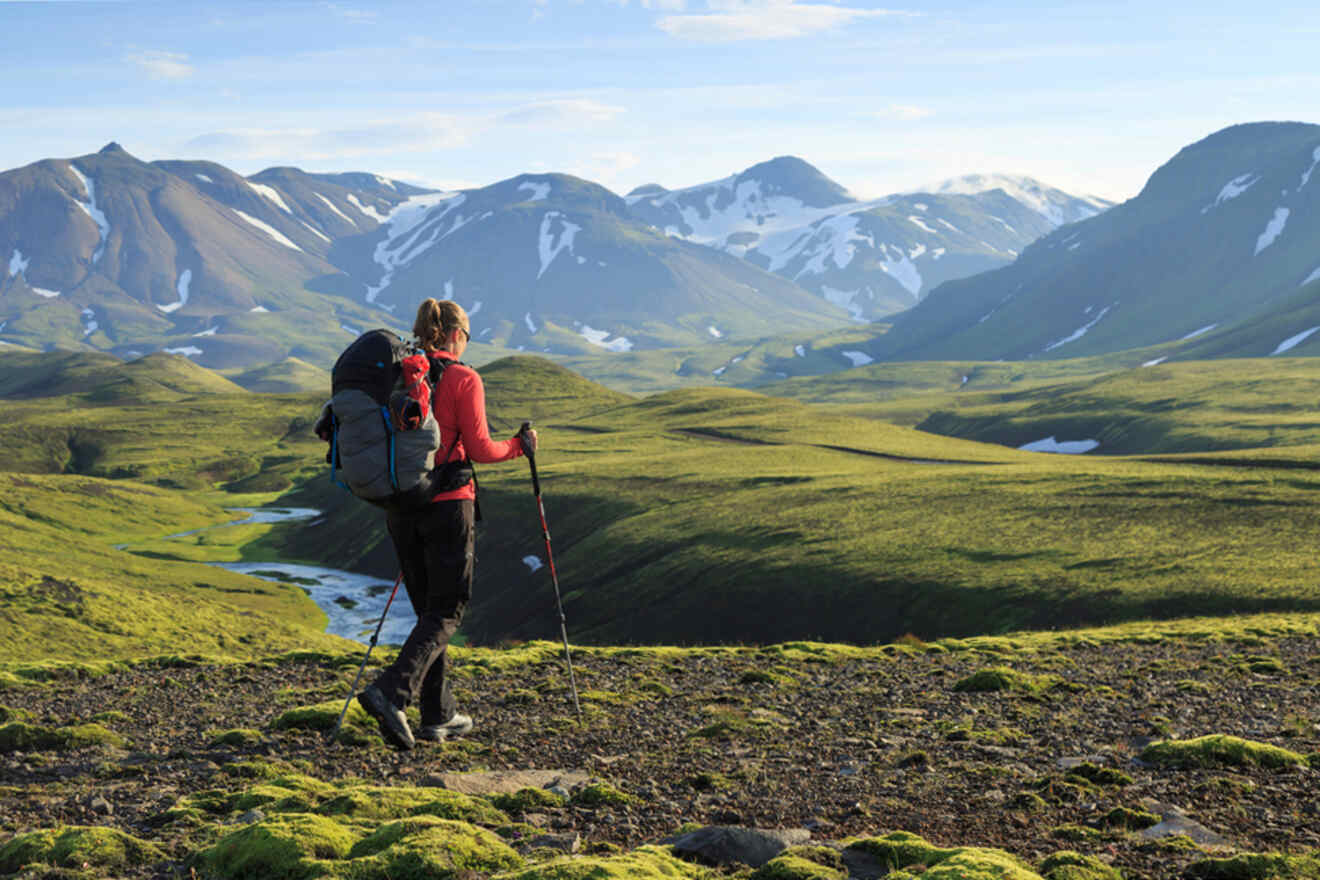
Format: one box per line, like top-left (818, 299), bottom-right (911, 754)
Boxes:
top-left (317, 328), bottom-right (472, 512)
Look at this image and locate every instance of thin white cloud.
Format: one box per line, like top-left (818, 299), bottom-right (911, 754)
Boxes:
top-left (183, 114), bottom-right (472, 161)
top-left (499, 99), bottom-right (626, 126)
top-left (324, 3), bottom-right (379, 22)
top-left (869, 103), bottom-right (935, 121)
top-left (126, 50), bottom-right (194, 80)
top-left (656, 0), bottom-right (914, 42)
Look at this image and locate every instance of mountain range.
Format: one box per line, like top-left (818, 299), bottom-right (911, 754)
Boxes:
top-left (0, 143), bottom-right (1108, 370)
top-left (861, 122), bottom-right (1320, 364)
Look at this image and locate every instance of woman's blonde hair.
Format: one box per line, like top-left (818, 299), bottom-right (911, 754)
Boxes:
top-left (413, 298), bottom-right (469, 352)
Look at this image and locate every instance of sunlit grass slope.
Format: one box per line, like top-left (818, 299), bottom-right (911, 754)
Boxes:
top-left (905, 358), bottom-right (1320, 455)
top-left (0, 472), bottom-right (348, 664)
top-left (10, 351), bottom-right (1320, 651)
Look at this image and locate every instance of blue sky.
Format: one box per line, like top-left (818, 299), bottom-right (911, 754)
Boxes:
top-left (2, 0), bottom-right (1317, 200)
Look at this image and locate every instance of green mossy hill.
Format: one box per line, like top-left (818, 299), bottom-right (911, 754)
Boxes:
top-left (0, 825), bottom-right (165, 874)
top-left (1186, 851), bottom-right (1320, 879)
top-left (0, 720), bottom-right (126, 752)
top-left (0, 349), bottom-right (245, 401)
top-left (1140, 735), bottom-right (1308, 769)
top-left (0, 472), bottom-right (348, 665)
top-left (845, 831), bottom-right (1044, 879)
top-left (479, 355), bottom-right (633, 426)
top-left (912, 358), bottom-right (1320, 456)
top-left (229, 356), bottom-right (331, 393)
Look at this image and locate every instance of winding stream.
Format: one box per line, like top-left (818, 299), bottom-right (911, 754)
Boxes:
top-left (173, 508), bottom-right (416, 645)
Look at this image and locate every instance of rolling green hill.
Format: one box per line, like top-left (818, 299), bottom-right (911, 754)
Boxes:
top-left (8, 352), bottom-right (1320, 653)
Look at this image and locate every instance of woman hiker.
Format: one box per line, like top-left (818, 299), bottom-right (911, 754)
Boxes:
top-left (357, 298), bottom-right (537, 750)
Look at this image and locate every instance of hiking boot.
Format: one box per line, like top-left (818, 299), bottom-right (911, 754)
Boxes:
top-left (357, 685), bottom-right (414, 750)
top-left (417, 713), bottom-right (473, 742)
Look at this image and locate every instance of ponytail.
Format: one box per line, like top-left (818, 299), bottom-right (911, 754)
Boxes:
top-left (413, 298), bottom-right (469, 352)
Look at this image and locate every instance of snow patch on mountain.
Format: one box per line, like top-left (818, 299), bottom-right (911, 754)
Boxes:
top-left (364, 192), bottom-right (465, 302)
top-left (233, 210), bottom-right (304, 252)
top-left (1019, 436), bottom-right (1099, 454)
top-left (908, 215), bottom-right (937, 234)
top-left (1300, 146), bottom-right (1320, 190)
top-left (164, 346), bottom-right (202, 357)
top-left (1045, 304), bottom-right (1112, 352)
top-left (8, 249), bottom-right (29, 277)
top-left (877, 247), bottom-right (922, 298)
top-left (841, 350), bottom-right (874, 367)
top-left (1143, 356), bottom-right (1169, 367)
top-left (936, 218), bottom-right (962, 234)
top-left (300, 220), bottom-right (331, 243)
top-left (1180, 323), bottom-right (1217, 340)
top-left (794, 345), bottom-right (806, 357)
top-left (519, 181), bottom-right (551, 201)
top-left (81, 308), bottom-right (97, 337)
top-left (524, 313), bottom-right (538, 333)
top-left (579, 324), bottom-right (633, 352)
top-left (248, 181), bottom-right (293, 213)
top-left (32, 287), bottom-right (61, 298)
top-left (1303, 265), bottom-right (1320, 287)
top-left (250, 305), bottom-right (269, 313)
top-left (346, 193), bottom-right (388, 223)
top-left (924, 173), bottom-right (1101, 225)
top-left (932, 247), bottom-right (946, 259)
top-left (158, 269), bottom-right (192, 313)
top-left (341, 324), bottom-right (359, 336)
top-left (193, 325), bottom-right (219, 337)
top-left (821, 286), bottom-right (867, 322)
top-left (708, 326), bottom-right (723, 338)
top-left (1271, 326), bottom-right (1320, 355)
top-left (374, 175), bottom-right (396, 191)
top-left (315, 193), bottom-right (354, 224)
top-left (1254, 207), bottom-right (1290, 255)
top-left (537, 211), bottom-right (581, 279)
top-left (68, 165), bottom-right (110, 264)
top-left (195, 174), bottom-right (213, 184)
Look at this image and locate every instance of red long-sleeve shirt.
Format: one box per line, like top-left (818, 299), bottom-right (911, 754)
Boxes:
top-left (428, 351), bottom-right (523, 502)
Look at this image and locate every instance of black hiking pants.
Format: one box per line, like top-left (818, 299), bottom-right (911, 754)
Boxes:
top-left (374, 498), bottom-right (474, 725)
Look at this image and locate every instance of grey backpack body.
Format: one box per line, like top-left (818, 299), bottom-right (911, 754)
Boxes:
top-left (319, 329), bottom-right (472, 513)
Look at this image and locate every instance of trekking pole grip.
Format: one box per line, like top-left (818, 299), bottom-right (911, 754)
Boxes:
top-left (519, 421), bottom-right (541, 496)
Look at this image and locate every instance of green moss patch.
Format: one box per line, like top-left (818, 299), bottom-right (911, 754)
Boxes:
top-left (752, 852), bottom-right (846, 880)
top-left (571, 781), bottom-right (636, 807)
top-left (211, 727), bottom-right (265, 747)
top-left (0, 704), bottom-right (33, 723)
top-left (1185, 851), bottom-right (1320, 879)
top-left (0, 825), bottom-right (165, 874)
top-left (198, 813), bottom-right (359, 880)
top-left (1064, 762), bottom-right (1132, 787)
top-left (492, 787), bottom-right (569, 812)
top-left (319, 785), bottom-right (508, 825)
top-left (845, 831), bottom-right (1042, 879)
top-left (497, 844), bottom-right (706, 880)
top-left (0, 720), bottom-right (126, 752)
top-left (270, 699), bottom-right (379, 746)
top-left (1039, 850), bottom-right (1122, 880)
top-left (1141, 735), bottom-right (1307, 770)
top-left (1100, 806), bottom-right (1161, 831)
top-left (953, 667), bottom-right (1063, 696)
top-left (347, 816), bottom-right (524, 878)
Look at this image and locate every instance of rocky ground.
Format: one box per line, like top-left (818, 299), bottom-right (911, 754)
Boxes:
top-left (2, 633), bottom-right (1319, 879)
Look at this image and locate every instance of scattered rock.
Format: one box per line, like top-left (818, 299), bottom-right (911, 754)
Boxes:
top-left (235, 808), bottom-right (265, 824)
top-left (424, 769), bottom-right (590, 795)
top-left (529, 831), bottom-right (581, 853)
top-left (664, 825), bottom-right (811, 868)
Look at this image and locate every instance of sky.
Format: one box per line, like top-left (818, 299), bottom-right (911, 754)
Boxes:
top-left (1, 0), bottom-right (1317, 202)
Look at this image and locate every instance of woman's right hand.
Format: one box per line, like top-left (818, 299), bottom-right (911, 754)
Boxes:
top-left (519, 427), bottom-right (539, 454)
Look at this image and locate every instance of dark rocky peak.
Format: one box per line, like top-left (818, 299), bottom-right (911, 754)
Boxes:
top-left (99, 142), bottom-right (127, 154)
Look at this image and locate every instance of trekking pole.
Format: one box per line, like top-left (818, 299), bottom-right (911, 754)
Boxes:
top-left (329, 570), bottom-right (404, 743)
top-left (519, 421), bottom-right (582, 722)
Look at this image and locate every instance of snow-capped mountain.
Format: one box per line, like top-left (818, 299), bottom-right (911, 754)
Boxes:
top-left (0, 144), bottom-right (411, 367)
top-left (329, 171), bottom-right (849, 351)
top-left (626, 157), bottom-right (1112, 321)
top-left (863, 122), bottom-right (1320, 363)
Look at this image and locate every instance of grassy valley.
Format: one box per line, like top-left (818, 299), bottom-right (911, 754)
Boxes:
top-left (5, 349), bottom-right (1320, 879)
